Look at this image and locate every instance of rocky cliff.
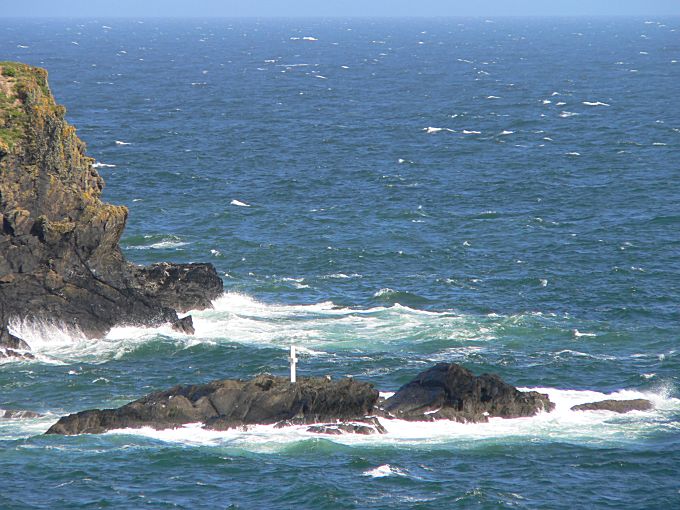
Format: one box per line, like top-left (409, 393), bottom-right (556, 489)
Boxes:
top-left (0, 62), bottom-right (223, 357)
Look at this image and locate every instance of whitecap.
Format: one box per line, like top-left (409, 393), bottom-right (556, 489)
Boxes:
top-left (423, 127), bottom-right (453, 134)
top-left (573, 329), bottom-right (596, 337)
top-left (559, 111), bottom-right (578, 118)
top-left (302, 36), bottom-right (318, 41)
top-left (373, 288), bottom-right (395, 298)
top-left (500, 130), bottom-right (514, 136)
top-left (566, 152), bottom-right (581, 156)
top-left (129, 239), bottom-right (188, 250)
top-left (462, 130), bottom-right (481, 134)
top-left (582, 101), bottom-right (610, 107)
top-left (92, 162), bottom-right (116, 168)
top-left (230, 199), bottom-right (251, 207)
top-left (486, 95), bottom-right (500, 99)
top-left (363, 465), bottom-right (407, 478)
top-left (115, 140), bottom-right (131, 145)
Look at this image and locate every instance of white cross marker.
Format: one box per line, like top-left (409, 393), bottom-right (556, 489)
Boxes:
top-left (289, 345), bottom-right (298, 383)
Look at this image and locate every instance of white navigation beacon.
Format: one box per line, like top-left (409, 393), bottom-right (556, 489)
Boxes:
top-left (289, 345), bottom-right (298, 383)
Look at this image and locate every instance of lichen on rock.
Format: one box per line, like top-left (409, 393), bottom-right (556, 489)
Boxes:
top-left (0, 62), bottom-right (223, 354)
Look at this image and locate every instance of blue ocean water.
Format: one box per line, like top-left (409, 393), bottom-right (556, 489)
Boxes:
top-left (1, 17), bottom-right (680, 508)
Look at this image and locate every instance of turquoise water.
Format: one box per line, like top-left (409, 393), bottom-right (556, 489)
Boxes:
top-left (1, 17), bottom-right (680, 508)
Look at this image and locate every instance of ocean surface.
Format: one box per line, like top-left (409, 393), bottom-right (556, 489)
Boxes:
top-left (1, 17), bottom-right (680, 508)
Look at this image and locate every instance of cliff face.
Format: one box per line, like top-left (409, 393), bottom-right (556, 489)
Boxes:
top-left (0, 62), bottom-right (223, 356)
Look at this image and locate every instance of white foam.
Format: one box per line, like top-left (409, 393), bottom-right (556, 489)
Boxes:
top-left (230, 199), bottom-right (251, 207)
top-left (559, 111), bottom-right (578, 118)
top-left (423, 127), bottom-right (453, 134)
top-left (91, 386), bottom-right (679, 451)
top-left (128, 240), bottom-right (188, 250)
top-left (363, 464), bottom-right (407, 478)
top-left (500, 130), bottom-right (514, 136)
top-left (115, 140), bottom-right (130, 145)
top-left (462, 130), bottom-right (481, 134)
top-left (373, 288), bottom-right (395, 298)
top-left (188, 293), bottom-right (488, 352)
top-left (92, 162), bottom-right (116, 168)
top-left (573, 329), bottom-right (596, 337)
top-left (583, 101), bottom-right (610, 107)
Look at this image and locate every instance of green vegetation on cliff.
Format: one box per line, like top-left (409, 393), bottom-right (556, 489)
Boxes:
top-left (0, 61), bottom-right (57, 155)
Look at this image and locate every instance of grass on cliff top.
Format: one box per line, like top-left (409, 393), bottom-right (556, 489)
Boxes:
top-left (0, 61), bottom-right (54, 154)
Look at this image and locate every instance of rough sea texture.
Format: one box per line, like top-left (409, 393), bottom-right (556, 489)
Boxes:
top-left (1, 17), bottom-right (679, 509)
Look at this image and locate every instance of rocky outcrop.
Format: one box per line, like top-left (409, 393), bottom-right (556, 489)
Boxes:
top-left (46, 374), bottom-right (380, 435)
top-left (571, 399), bottom-right (653, 413)
top-left (0, 62), bottom-right (222, 355)
top-left (380, 363), bottom-right (554, 422)
top-left (45, 363), bottom-right (555, 435)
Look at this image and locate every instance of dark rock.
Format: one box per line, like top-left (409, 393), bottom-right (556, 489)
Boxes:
top-left (571, 399), bottom-right (653, 413)
top-left (0, 62), bottom-right (223, 356)
top-left (45, 374), bottom-right (379, 435)
top-left (306, 417), bottom-right (386, 435)
top-left (2, 409), bottom-right (43, 419)
top-left (381, 363), bottom-right (554, 423)
top-left (172, 315), bottom-right (195, 335)
top-left (0, 343), bottom-right (34, 360)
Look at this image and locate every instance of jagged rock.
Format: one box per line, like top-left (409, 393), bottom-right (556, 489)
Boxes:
top-left (172, 315), bottom-right (195, 335)
top-left (571, 399), bottom-right (653, 413)
top-left (2, 409), bottom-right (42, 419)
top-left (0, 62), bottom-right (223, 356)
top-left (380, 363), bottom-right (554, 422)
top-left (45, 374), bottom-right (379, 435)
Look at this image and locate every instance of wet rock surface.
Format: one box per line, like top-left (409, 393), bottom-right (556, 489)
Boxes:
top-left (380, 362), bottom-right (554, 422)
top-left (0, 62), bottom-right (222, 356)
top-left (46, 374), bottom-right (380, 435)
top-left (571, 399), bottom-right (653, 413)
top-left (45, 363), bottom-right (555, 435)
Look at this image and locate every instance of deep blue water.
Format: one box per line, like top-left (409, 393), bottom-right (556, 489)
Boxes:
top-left (1, 17), bottom-right (680, 509)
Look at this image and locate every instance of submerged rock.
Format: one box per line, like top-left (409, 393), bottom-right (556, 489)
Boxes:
top-left (306, 417), bottom-right (386, 435)
top-left (0, 62), bottom-right (223, 355)
top-left (45, 374), bottom-right (379, 435)
top-left (1, 409), bottom-right (43, 419)
top-left (380, 362), bottom-right (554, 422)
top-left (571, 399), bottom-right (653, 413)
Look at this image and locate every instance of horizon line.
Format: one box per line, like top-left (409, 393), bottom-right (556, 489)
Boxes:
top-left (1, 14), bottom-right (679, 19)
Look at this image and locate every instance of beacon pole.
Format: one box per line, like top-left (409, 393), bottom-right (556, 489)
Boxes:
top-left (289, 345), bottom-right (298, 383)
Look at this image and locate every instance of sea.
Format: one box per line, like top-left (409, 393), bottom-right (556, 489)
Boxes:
top-left (1, 17), bottom-right (679, 509)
